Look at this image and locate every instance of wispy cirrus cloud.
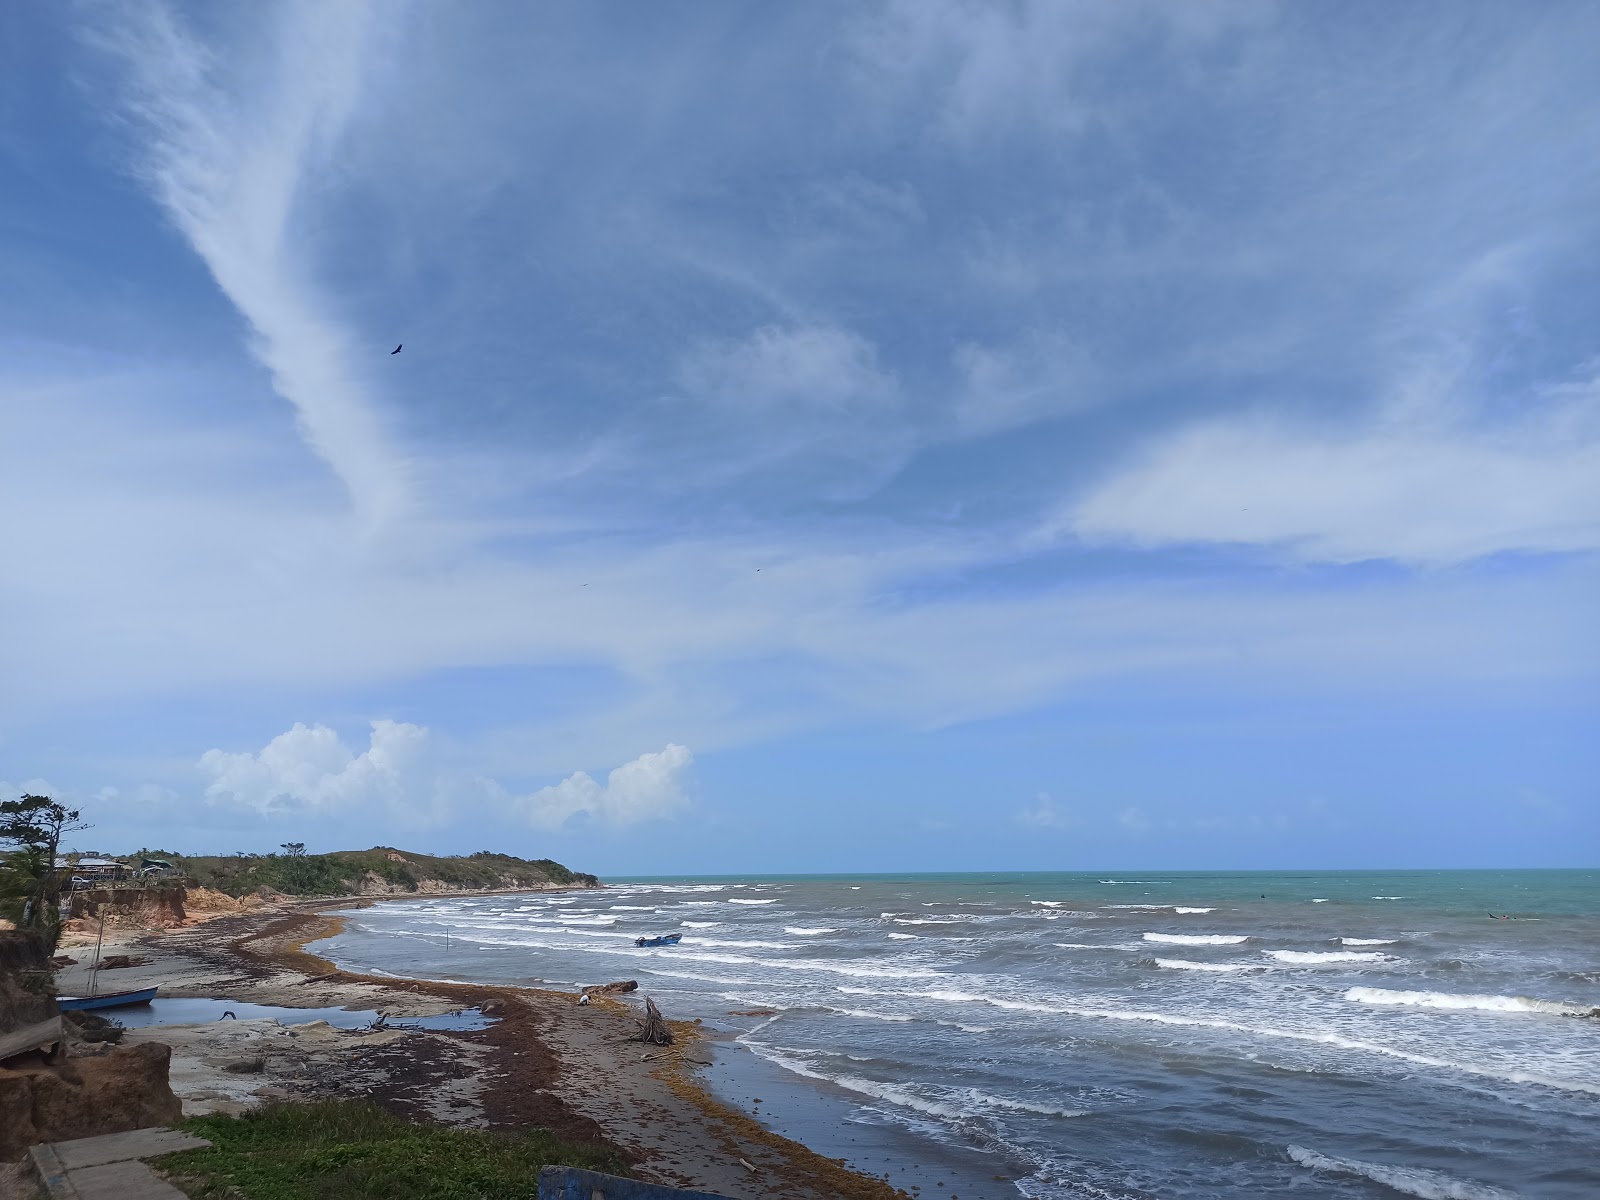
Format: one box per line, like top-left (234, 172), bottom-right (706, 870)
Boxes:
top-left (87, 0), bottom-right (408, 522)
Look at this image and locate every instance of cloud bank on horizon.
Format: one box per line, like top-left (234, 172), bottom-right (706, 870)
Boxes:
top-left (1, 1), bottom-right (1595, 869)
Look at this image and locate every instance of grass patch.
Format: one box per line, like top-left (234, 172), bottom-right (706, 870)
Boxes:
top-left (162, 1099), bottom-right (628, 1200)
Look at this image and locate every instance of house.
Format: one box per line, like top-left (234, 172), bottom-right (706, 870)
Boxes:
top-left (58, 856), bottom-right (129, 882)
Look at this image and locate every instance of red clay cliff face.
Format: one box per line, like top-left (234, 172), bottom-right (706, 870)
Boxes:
top-left (1, 932), bottom-right (183, 1162)
top-left (0, 1042), bottom-right (184, 1161)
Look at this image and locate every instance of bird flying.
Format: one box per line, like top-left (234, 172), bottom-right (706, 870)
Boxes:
top-left (391, 343), bottom-right (402, 355)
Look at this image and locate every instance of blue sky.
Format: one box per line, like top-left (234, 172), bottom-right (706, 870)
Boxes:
top-left (2, 1), bottom-right (1596, 873)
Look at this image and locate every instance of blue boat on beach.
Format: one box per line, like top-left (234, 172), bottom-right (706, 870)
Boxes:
top-left (58, 987), bottom-right (158, 1012)
top-left (634, 933), bottom-right (682, 948)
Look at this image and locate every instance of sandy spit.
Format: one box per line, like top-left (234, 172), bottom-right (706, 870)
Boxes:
top-left (60, 897), bottom-right (909, 1200)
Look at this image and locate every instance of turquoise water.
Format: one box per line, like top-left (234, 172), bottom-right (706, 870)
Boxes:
top-left (315, 869), bottom-right (1599, 1198)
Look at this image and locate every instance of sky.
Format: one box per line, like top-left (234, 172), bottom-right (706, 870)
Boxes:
top-left (2, 1), bottom-right (1596, 875)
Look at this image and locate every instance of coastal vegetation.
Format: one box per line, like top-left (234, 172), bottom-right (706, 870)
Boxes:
top-left (164, 1099), bottom-right (628, 1200)
top-left (141, 847), bottom-right (599, 898)
top-left (0, 793), bottom-right (91, 950)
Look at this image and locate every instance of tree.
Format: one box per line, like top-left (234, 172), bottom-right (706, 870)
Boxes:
top-left (0, 794), bottom-right (92, 939)
top-left (280, 842), bottom-right (306, 857)
top-left (0, 795), bottom-right (90, 866)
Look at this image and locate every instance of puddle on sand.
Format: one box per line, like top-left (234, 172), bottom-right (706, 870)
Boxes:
top-left (102, 996), bottom-right (496, 1032)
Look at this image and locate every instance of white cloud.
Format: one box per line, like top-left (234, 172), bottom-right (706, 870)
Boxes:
top-left (1057, 387), bottom-right (1600, 565)
top-left (852, 0), bottom-right (1266, 146)
top-left (511, 744), bottom-right (693, 831)
top-left (198, 719), bottom-right (444, 826)
top-left (196, 724), bottom-right (694, 835)
top-left (1118, 806), bottom-right (1152, 834)
top-left (1016, 793), bottom-right (1073, 829)
top-left (90, 1), bottom-right (408, 522)
top-left (952, 330), bottom-right (1095, 436)
top-left (678, 325), bottom-right (897, 418)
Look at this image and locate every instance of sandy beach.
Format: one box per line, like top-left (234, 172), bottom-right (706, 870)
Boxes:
top-left (50, 896), bottom-right (908, 1200)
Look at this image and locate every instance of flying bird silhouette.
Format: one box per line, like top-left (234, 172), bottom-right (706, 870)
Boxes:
top-left (390, 343), bottom-right (402, 355)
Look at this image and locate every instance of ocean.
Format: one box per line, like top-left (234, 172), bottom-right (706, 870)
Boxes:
top-left (312, 870), bottom-right (1599, 1199)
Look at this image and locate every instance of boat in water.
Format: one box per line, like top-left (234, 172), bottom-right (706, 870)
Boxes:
top-left (58, 987), bottom-right (157, 1012)
top-left (634, 933), bottom-right (683, 948)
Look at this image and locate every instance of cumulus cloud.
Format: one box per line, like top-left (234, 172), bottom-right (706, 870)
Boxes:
top-left (511, 744), bottom-right (694, 831)
top-left (198, 720), bottom-right (444, 825)
top-left (1057, 387), bottom-right (1600, 565)
top-left (197, 724), bottom-right (694, 834)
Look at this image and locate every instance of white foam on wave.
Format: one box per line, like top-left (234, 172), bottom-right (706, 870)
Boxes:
top-left (1311, 898), bottom-right (1330, 903)
top-left (609, 905), bottom-right (656, 911)
top-left (1346, 988), bottom-right (1598, 1018)
top-left (1031, 901), bottom-right (1061, 907)
top-left (1153, 958), bottom-right (1264, 973)
top-left (729, 898), bottom-right (778, 905)
top-left (1287, 1145), bottom-right (1518, 1199)
top-left (1174, 907), bottom-right (1214, 914)
top-left (556, 916), bottom-right (617, 926)
top-left (1142, 933), bottom-right (1250, 945)
top-left (1372, 896), bottom-right (1406, 900)
top-left (785, 927), bottom-right (837, 935)
top-left (679, 921), bottom-right (720, 928)
top-left (745, 1044), bottom-right (1082, 1122)
top-left (1102, 904), bottom-right (1169, 910)
top-left (1054, 943), bottom-right (1139, 952)
top-left (831, 1007), bottom-right (914, 1022)
top-left (916, 991), bottom-right (1600, 1095)
top-left (1271, 950), bottom-right (1390, 964)
top-left (1340, 937), bottom-right (1396, 945)
top-left (887, 932), bottom-right (919, 940)
top-left (690, 938), bottom-right (794, 950)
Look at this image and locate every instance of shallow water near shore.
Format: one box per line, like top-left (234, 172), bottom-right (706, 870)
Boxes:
top-left (311, 870), bottom-right (1600, 1199)
top-left (109, 996), bottom-right (495, 1032)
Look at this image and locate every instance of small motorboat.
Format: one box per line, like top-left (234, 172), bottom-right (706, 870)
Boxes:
top-left (58, 987), bottom-right (157, 1012)
top-left (634, 933), bottom-right (683, 948)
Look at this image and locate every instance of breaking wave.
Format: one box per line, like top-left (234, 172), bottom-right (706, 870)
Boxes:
top-left (1340, 937), bottom-right (1396, 945)
top-left (1142, 933), bottom-right (1250, 945)
top-left (1152, 958), bottom-right (1264, 973)
top-left (786, 927), bottom-right (838, 935)
top-left (1287, 1145), bottom-right (1518, 1199)
top-left (1271, 950), bottom-right (1390, 964)
top-left (1345, 988), bottom-right (1599, 1018)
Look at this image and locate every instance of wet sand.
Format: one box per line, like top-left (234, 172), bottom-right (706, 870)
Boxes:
top-left (56, 901), bottom-right (909, 1200)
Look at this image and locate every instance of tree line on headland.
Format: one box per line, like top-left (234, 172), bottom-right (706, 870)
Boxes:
top-left (178, 844), bottom-right (600, 897)
top-left (2, 794), bottom-right (600, 950)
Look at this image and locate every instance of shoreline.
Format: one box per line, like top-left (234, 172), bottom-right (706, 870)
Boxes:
top-left (63, 892), bottom-right (910, 1200)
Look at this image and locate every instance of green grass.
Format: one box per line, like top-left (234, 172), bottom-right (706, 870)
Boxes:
top-left (162, 1099), bottom-right (628, 1200)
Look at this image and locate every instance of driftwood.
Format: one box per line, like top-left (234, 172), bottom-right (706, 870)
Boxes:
top-left (582, 980), bottom-right (638, 998)
top-left (632, 997), bottom-right (674, 1046)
